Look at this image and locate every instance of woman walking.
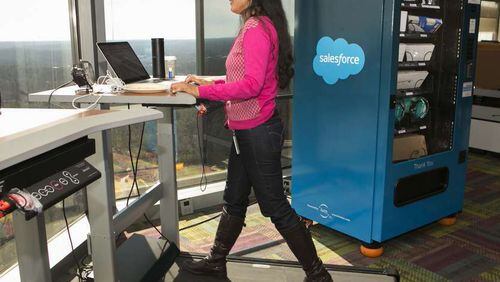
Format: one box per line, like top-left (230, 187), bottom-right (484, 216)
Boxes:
top-left (171, 0), bottom-right (332, 281)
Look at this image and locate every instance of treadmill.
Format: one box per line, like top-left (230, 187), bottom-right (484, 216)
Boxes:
top-left (168, 253), bottom-right (399, 282)
top-left (116, 234), bottom-right (400, 282)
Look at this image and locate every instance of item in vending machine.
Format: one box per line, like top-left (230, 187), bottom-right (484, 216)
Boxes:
top-left (405, 44), bottom-right (435, 62)
top-left (400, 11), bottom-right (409, 33)
top-left (408, 15), bottom-right (443, 33)
top-left (409, 97), bottom-right (430, 120)
top-left (399, 44), bottom-right (407, 62)
top-left (397, 71), bottom-right (429, 90)
top-left (395, 100), bottom-right (406, 122)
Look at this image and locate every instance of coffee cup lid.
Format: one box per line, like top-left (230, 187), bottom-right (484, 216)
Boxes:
top-left (165, 56), bottom-right (177, 61)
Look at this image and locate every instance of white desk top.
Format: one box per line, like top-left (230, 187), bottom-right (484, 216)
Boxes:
top-left (0, 108), bottom-right (163, 171)
top-left (28, 77), bottom-right (197, 105)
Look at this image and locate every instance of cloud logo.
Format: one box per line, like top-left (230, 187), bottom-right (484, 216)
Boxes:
top-left (313, 37), bottom-right (366, 85)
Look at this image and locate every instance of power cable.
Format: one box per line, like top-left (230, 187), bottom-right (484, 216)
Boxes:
top-left (124, 107), bottom-right (170, 242)
top-left (48, 80), bottom-right (74, 108)
top-left (62, 199), bottom-right (85, 282)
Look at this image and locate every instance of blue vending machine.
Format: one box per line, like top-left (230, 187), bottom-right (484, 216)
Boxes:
top-left (292, 0), bottom-right (481, 256)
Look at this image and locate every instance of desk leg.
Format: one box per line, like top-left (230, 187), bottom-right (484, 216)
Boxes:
top-left (97, 104), bottom-right (116, 211)
top-left (158, 107), bottom-right (180, 246)
top-left (90, 103), bottom-right (116, 205)
top-left (86, 123), bottom-right (118, 281)
top-left (13, 212), bottom-right (51, 282)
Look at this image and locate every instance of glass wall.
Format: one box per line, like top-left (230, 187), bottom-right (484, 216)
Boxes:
top-left (104, 0), bottom-right (201, 198)
top-left (104, 0), bottom-right (197, 75)
top-left (0, 0), bottom-right (84, 275)
top-left (0, 2), bottom-right (73, 108)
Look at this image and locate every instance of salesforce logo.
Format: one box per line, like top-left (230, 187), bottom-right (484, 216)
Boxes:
top-left (313, 37), bottom-right (366, 85)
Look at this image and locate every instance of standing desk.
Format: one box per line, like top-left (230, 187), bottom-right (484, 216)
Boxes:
top-left (0, 108), bottom-right (163, 282)
top-left (28, 85), bottom-right (196, 281)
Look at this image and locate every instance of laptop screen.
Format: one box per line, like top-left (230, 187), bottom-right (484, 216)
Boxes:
top-left (97, 42), bottom-right (150, 84)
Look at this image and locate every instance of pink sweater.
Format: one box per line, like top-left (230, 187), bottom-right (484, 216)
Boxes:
top-left (198, 16), bottom-right (279, 130)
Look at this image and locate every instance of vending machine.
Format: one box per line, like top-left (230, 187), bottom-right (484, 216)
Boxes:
top-left (291, 0), bottom-right (481, 257)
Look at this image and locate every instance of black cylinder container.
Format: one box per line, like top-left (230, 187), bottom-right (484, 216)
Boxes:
top-left (152, 38), bottom-right (165, 78)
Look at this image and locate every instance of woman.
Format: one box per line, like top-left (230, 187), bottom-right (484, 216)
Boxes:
top-left (171, 0), bottom-right (332, 281)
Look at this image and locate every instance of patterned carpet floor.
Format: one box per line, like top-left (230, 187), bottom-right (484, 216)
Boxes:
top-left (138, 153), bottom-right (500, 281)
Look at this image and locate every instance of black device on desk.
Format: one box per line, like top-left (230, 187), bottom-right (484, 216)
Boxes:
top-left (72, 60), bottom-right (95, 94)
top-left (152, 38), bottom-right (166, 79)
top-left (0, 137), bottom-right (101, 219)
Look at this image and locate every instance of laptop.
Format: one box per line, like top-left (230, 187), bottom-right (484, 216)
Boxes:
top-left (97, 42), bottom-right (164, 84)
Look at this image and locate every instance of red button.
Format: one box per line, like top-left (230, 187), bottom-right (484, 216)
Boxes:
top-left (51, 181), bottom-right (64, 191)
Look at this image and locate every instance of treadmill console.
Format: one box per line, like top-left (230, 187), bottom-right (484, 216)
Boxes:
top-left (20, 160), bottom-right (100, 219)
top-left (0, 137), bottom-right (100, 220)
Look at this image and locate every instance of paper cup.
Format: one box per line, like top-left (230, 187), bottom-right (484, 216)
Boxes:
top-left (165, 56), bottom-right (177, 79)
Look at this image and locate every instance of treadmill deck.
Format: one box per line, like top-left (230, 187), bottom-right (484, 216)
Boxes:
top-left (163, 254), bottom-right (399, 282)
top-left (114, 235), bottom-right (399, 282)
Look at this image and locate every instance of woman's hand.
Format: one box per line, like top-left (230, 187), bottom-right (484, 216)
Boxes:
top-left (185, 75), bottom-right (214, 86)
top-left (170, 82), bottom-right (200, 98)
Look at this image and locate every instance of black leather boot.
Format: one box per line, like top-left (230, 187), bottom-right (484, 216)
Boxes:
top-left (279, 223), bottom-right (333, 282)
top-left (182, 209), bottom-right (245, 277)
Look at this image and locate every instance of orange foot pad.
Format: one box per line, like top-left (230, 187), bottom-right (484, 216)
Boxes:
top-left (360, 245), bottom-right (384, 258)
top-left (438, 216), bottom-right (457, 226)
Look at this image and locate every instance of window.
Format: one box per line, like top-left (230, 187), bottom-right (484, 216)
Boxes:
top-left (104, 0), bottom-right (200, 198)
top-left (104, 0), bottom-right (197, 76)
top-left (0, 0), bottom-right (83, 275)
top-left (0, 2), bottom-right (73, 108)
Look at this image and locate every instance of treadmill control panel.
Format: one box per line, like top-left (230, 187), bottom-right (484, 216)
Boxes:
top-left (21, 161), bottom-right (100, 219)
top-left (0, 137), bottom-right (99, 220)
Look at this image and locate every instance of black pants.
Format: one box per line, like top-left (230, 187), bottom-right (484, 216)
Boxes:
top-left (223, 113), bottom-right (300, 231)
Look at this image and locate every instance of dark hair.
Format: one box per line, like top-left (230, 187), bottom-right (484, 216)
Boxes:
top-left (244, 0), bottom-right (294, 89)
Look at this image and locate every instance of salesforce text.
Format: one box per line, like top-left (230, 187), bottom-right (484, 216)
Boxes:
top-left (319, 53), bottom-right (361, 66)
